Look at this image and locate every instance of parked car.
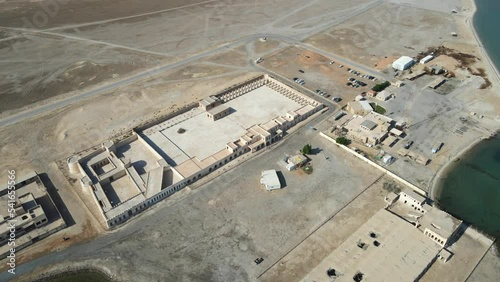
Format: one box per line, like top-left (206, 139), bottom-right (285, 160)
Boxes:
top-left (432, 143), bottom-right (444, 154)
top-left (333, 97), bottom-right (342, 102)
top-left (255, 258), bottom-right (264, 265)
top-left (329, 61), bottom-right (334, 64)
top-left (404, 141), bottom-right (414, 149)
top-left (299, 69), bottom-right (305, 73)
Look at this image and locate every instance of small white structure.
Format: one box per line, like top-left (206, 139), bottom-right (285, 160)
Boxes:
top-left (260, 170), bottom-right (281, 191)
top-left (382, 154), bottom-right (394, 164)
top-left (355, 94), bottom-right (365, 101)
top-left (420, 55), bottom-right (434, 64)
top-left (286, 154), bottom-right (308, 171)
top-left (392, 56), bottom-right (415, 71)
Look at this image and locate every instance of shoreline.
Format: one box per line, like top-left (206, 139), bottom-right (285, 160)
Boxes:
top-left (466, 0), bottom-right (500, 85)
top-left (17, 262), bottom-right (116, 282)
top-left (429, 136), bottom-right (488, 203)
top-left (430, 0), bottom-right (500, 202)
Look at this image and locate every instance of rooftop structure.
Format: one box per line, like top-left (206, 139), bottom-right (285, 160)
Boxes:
top-left (392, 56), bottom-right (415, 71)
top-left (375, 90), bottom-right (393, 101)
top-left (420, 206), bottom-right (462, 247)
top-left (285, 154), bottom-right (308, 171)
top-left (344, 112), bottom-right (395, 146)
top-left (346, 101), bottom-right (372, 116)
top-left (400, 188), bottom-right (427, 207)
top-left (206, 104), bottom-right (231, 121)
top-left (260, 170), bottom-right (281, 191)
top-left (366, 90), bottom-right (377, 97)
top-left (0, 173), bottom-right (66, 258)
top-left (70, 75), bottom-right (323, 228)
top-left (420, 55), bottom-right (434, 64)
top-left (303, 209), bottom-right (443, 282)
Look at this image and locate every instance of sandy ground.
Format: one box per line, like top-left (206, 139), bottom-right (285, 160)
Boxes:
top-left (0, 0), bottom-right (375, 114)
top-left (0, 0), bottom-right (499, 280)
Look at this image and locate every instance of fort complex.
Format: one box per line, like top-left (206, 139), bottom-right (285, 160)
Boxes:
top-left (67, 75), bottom-right (324, 228)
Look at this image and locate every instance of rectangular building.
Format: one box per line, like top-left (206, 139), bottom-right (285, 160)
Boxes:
top-left (260, 170), bottom-right (281, 191)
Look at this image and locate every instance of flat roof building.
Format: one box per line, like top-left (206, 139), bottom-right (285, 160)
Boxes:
top-left (420, 55), bottom-right (434, 64)
top-left (420, 206), bottom-right (462, 247)
top-left (303, 209), bottom-right (443, 282)
top-left (70, 75), bottom-right (324, 228)
top-left (346, 101), bottom-right (372, 116)
top-left (286, 154), bottom-right (308, 171)
top-left (260, 170), bottom-right (281, 191)
top-left (375, 90), bottom-right (393, 101)
top-left (392, 56), bottom-right (415, 71)
top-left (344, 112), bottom-right (394, 146)
top-left (0, 173), bottom-right (66, 258)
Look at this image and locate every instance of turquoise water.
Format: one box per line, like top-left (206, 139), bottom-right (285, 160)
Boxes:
top-left (473, 0), bottom-right (500, 71)
top-left (436, 138), bottom-right (500, 236)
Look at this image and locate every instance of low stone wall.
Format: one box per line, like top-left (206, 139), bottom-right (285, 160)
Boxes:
top-left (320, 132), bottom-right (427, 196)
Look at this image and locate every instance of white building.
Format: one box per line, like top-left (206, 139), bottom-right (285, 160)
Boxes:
top-left (286, 154), bottom-right (308, 171)
top-left (392, 56), bottom-right (415, 71)
top-left (420, 55), bottom-right (434, 64)
top-left (260, 170), bottom-right (281, 191)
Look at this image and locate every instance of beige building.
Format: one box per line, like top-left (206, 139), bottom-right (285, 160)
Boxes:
top-left (375, 90), bottom-right (393, 101)
top-left (0, 173), bottom-right (66, 258)
top-left (346, 101), bottom-right (372, 116)
top-left (304, 192), bottom-right (462, 281)
top-left (420, 207), bottom-right (462, 247)
top-left (71, 75), bottom-right (324, 228)
top-left (344, 112), bottom-right (394, 146)
top-left (366, 90), bottom-right (377, 98)
top-left (206, 105), bottom-right (231, 121)
top-left (199, 96), bottom-right (221, 111)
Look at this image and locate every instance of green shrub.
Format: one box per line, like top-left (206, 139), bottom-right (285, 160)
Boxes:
top-left (335, 137), bottom-right (351, 145)
top-left (371, 81), bottom-right (390, 92)
top-left (301, 144), bottom-right (312, 154)
top-left (374, 105), bottom-right (386, 114)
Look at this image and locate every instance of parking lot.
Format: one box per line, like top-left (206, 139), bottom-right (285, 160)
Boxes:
top-left (261, 47), bottom-right (381, 106)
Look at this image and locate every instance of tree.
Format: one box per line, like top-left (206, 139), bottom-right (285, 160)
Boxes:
top-left (335, 137), bottom-right (351, 145)
top-left (301, 144), bottom-right (312, 154)
top-left (371, 81), bottom-right (391, 92)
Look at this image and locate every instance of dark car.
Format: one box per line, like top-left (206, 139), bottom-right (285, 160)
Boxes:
top-left (333, 97), bottom-right (342, 102)
top-left (299, 69), bottom-right (305, 73)
top-left (255, 258), bottom-right (264, 265)
top-left (404, 141), bottom-right (414, 149)
top-left (293, 77), bottom-right (299, 81)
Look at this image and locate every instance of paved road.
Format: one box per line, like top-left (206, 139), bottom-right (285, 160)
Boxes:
top-left (0, 0), bottom-right (385, 129)
top-left (0, 33), bottom-right (387, 129)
